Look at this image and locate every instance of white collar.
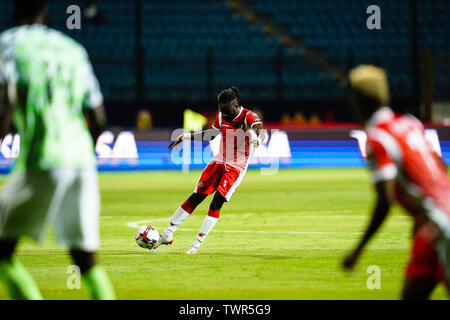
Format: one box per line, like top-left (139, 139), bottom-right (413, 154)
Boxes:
top-left (233, 106), bottom-right (243, 121)
top-left (366, 106), bottom-right (393, 129)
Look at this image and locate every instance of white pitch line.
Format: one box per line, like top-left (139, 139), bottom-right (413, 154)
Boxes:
top-left (127, 218), bottom-right (171, 228)
top-left (259, 210), bottom-right (360, 215)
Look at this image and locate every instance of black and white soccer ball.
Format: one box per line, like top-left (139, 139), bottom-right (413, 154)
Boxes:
top-left (135, 225), bottom-right (159, 249)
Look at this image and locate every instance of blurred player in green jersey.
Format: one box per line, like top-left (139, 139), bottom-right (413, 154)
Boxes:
top-left (0, 0), bottom-right (114, 299)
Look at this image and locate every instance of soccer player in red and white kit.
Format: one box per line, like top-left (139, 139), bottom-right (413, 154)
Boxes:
top-left (343, 65), bottom-right (450, 299)
top-left (156, 87), bottom-right (264, 254)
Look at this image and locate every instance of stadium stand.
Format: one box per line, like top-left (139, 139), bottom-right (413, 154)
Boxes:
top-left (0, 0), bottom-right (448, 122)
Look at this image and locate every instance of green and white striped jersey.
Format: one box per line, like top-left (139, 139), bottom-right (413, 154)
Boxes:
top-left (0, 24), bottom-right (102, 171)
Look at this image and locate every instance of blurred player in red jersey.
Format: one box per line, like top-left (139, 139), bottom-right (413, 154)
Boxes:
top-left (155, 87), bottom-right (264, 254)
top-left (342, 65), bottom-right (450, 299)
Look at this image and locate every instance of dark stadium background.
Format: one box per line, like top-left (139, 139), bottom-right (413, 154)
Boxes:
top-left (1, 0), bottom-right (448, 128)
top-left (0, 0), bottom-right (449, 173)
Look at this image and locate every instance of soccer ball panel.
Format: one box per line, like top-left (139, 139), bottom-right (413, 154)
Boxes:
top-left (135, 225), bottom-right (159, 249)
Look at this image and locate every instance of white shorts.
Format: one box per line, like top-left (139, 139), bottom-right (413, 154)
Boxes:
top-left (0, 168), bottom-right (100, 251)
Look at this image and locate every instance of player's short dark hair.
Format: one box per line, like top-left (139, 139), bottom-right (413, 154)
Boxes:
top-left (218, 86), bottom-right (241, 104)
top-left (13, 0), bottom-right (49, 23)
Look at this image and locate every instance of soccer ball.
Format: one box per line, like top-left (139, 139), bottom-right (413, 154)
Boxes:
top-left (135, 225), bottom-right (159, 249)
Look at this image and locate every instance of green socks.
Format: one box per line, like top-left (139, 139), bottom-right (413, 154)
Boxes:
top-left (82, 265), bottom-right (116, 300)
top-left (0, 258), bottom-right (115, 300)
top-left (0, 258), bottom-right (43, 300)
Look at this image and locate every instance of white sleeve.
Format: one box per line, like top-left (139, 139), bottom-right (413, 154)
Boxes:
top-left (82, 54), bottom-right (103, 109)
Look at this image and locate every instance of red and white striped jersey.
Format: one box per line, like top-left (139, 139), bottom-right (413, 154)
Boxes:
top-left (212, 106), bottom-right (262, 172)
top-left (366, 107), bottom-right (450, 231)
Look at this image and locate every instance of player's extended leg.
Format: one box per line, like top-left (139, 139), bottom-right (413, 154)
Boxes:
top-left (187, 191), bottom-right (227, 254)
top-left (70, 250), bottom-right (115, 300)
top-left (401, 224), bottom-right (442, 300)
top-left (0, 172), bottom-right (59, 300)
top-left (158, 192), bottom-right (208, 246)
top-left (401, 278), bottom-right (438, 300)
top-left (0, 238), bottom-right (43, 300)
top-left (52, 168), bottom-right (115, 300)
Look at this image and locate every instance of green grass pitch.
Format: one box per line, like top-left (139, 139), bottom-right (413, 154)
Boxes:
top-left (0, 168), bottom-right (448, 300)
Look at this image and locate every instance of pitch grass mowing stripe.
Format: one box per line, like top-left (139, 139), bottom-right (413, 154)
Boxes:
top-left (127, 220), bottom-right (409, 236)
top-left (132, 227), bottom-right (411, 236)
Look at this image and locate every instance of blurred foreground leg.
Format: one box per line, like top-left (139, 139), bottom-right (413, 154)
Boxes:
top-left (0, 238), bottom-right (42, 300)
top-left (71, 250), bottom-right (115, 300)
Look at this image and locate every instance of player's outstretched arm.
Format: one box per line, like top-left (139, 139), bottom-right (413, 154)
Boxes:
top-left (249, 123), bottom-right (265, 148)
top-left (343, 179), bottom-right (395, 270)
top-left (0, 83), bottom-right (13, 140)
top-left (84, 105), bottom-right (107, 144)
top-left (433, 151), bottom-right (448, 173)
top-left (168, 128), bottom-right (220, 150)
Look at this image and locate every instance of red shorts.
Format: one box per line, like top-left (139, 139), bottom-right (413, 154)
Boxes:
top-left (405, 223), bottom-right (445, 284)
top-left (194, 161), bottom-right (244, 201)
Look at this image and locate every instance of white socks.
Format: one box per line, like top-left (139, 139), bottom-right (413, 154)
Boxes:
top-left (197, 215), bottom-right (219, 243)
top-left (166, 207), bottom-right (190, 233)
top-left (165, 206), bottom-right (220, 249)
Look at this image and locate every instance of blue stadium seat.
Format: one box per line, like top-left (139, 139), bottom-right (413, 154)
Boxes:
top-left (0, 0), bottom-right (447, 101)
